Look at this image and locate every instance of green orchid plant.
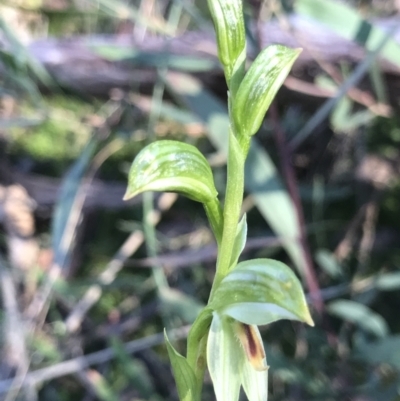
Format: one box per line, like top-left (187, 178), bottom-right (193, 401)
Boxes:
top-left (123, 1), bottom-right (314, 400)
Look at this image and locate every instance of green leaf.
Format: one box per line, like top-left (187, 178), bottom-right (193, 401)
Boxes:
top-left (210, 259), bottom-right (314, 326)
top-left (328, 299), bottom-right (389, 338)
top-left (164, 330), bottom-right (198, 401)
top-left (233, 45), bottom-right (301, 140)
top-left (207, 0), bottom-right (246, 85)
top-left (124, 140), bottom-right (218, 204)
top-left (229, 213), bottom-right (247, 269)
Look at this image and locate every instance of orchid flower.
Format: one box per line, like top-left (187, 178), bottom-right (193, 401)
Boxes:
top-left (124, 2), bottom-right (312, 400)
top-left (207, 259), bottom-right (314, 401)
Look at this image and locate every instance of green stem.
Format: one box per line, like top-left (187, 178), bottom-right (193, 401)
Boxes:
top-left (209, 128), bottom-right (246, 301)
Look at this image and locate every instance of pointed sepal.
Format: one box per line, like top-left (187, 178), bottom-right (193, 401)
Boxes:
top-left (207, 313), bottom-right (242, 401)
top-left (124, 140), bottom-right (218, 204)
top-left (210, 258), bottom-right (314, 327)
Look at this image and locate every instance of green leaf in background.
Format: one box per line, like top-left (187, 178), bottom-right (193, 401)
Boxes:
top-left (160, 287), bottom-right (204, 324)
top-left (233, 45), bottom-right (301, 141)
top-left (295, 0), bottom-right (400, 69)
top-left (315, 249), bottom-right (343, 279)
top-left (165, 72), bottom-right (307, 280)
top-left (355, 335), bottom-right (400, 369)
top-left (328, 299), bottom-right (389, 338)
top-left (375, 272), bottom-right (400, 291)
top-left (110, 337), bottom-right (155, 399)
top-left (124, 140), bottom-right (218, 204)
top-left (210, 259), bottom-right (314, 326)
top-left (164, 330), bottom-right (198, 401)
top-left (206, 0), bottom-right (246, 85)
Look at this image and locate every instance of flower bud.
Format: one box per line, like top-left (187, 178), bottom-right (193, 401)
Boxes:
top-left (233, 45), bottom-right (302, 139)
top-left (207, 0), bottom-right (246, 82)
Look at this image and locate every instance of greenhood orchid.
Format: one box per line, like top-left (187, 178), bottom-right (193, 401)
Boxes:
top-left (206, 259), bottom-right (314, 401)
top-left (124, 1), bottom-right (313, 400)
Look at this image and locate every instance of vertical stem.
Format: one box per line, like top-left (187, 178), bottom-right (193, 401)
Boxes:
top-left (209, 129), bottom-right (246, 300)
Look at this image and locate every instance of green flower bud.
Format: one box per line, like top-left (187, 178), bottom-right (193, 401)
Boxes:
top-left (207, 0), bottom-right (246, 82)
top-left (233, 45), bottom-right (302, 139)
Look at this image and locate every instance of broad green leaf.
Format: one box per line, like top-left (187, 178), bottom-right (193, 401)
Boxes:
top-left (207, 0), bottom-right (246, 85)
top-left (328, 299), bottom-right (389, 338)
top-left (229, 213), bottom-right (247, 269)
top-left (210, 259), bottom-right (314, 326)
top-left (207, 313), bottom-right (242, 401)
top-left (124, 140), bottom-right (218, 204)
top-left (164, 330), bottom-right (198, 401)
top-left (233, 45), bottom-right (301, 140)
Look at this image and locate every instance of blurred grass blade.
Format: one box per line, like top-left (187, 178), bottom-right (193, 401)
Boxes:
top-left (295, 0), bottom-right (400, 68)
top-left (90, 0), bottom-right (174, 35)
top-left (289, 21), bottom-right (398, 149)
top-left (165, 72), bottom-right (307, 278)
top-left (0, 17), bottom-right (55, 88)
top-left (52, 138), bottom-right (98, 269)
top-left (91, 46), bottom-right (218, 72)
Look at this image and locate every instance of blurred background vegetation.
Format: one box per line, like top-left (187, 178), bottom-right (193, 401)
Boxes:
top-left (1, 0), bottom-right (400, 400)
